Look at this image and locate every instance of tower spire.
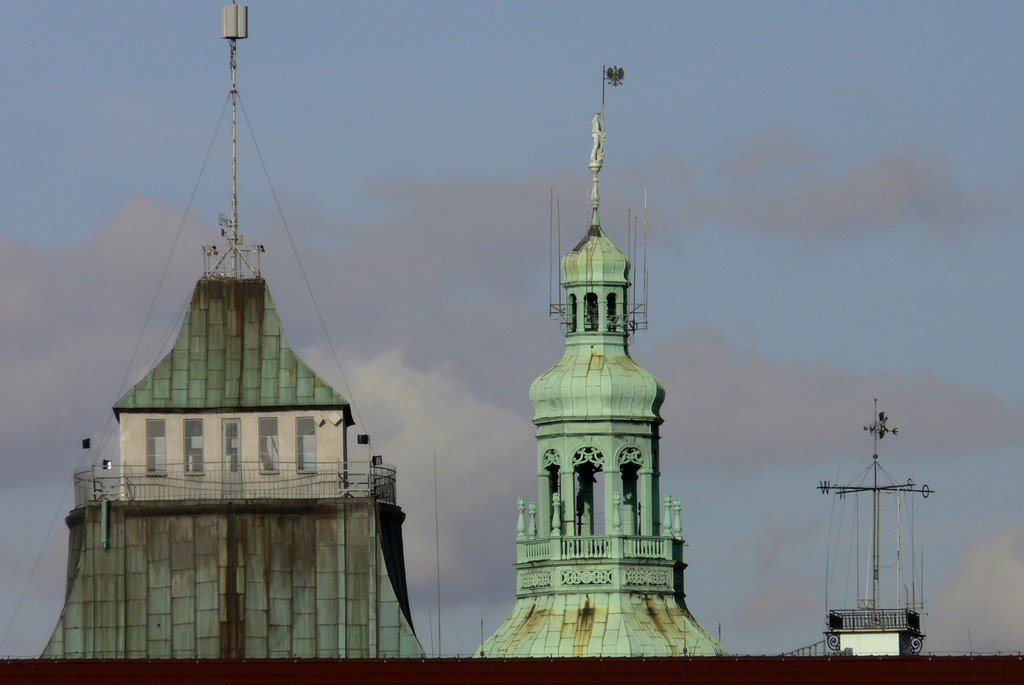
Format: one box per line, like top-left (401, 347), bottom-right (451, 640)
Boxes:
top-left (590, 66), bottom-right (624, 231)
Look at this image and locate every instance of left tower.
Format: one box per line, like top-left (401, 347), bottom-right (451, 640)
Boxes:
top-left (42, 5), bottom-right (424, 659)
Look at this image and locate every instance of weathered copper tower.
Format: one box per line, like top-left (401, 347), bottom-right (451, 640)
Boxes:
top-left (42, 5), bottom-right (423, 659)
top-left (478, 96), bottom-right (724, 657)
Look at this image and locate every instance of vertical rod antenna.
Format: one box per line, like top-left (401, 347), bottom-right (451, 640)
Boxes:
top-left (643, 188), bottom-right (649, 323)
top-left (549, 187), bottom-right (554, 315)
top-left (556, 198), bottom-right (562, 310)
top-left (913, 491), bottom-right (921, 610)
top-left (872, 399), bottom-right (880, 611)
top-left (433, 449), bottom-right (442, 656)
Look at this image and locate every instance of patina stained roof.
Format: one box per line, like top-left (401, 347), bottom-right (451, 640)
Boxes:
top-left (115, 277), bottom-right (350, 420)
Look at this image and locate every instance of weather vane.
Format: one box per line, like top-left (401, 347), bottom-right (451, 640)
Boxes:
top-left (864, 398), bottom-right (898, 459)
top-left (602, 65), bottom-right (625, 107)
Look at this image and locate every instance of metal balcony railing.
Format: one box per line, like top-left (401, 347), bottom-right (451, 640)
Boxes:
top-left (73, 460), bottom-right (397, 507)
top-left (827, 609), bottom-right (922, 633)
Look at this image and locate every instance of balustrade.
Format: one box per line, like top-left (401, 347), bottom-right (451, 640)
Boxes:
top-left (73, 461), bottom-right (398, 506)
top-left (516, 533), bottom-right (673, 562)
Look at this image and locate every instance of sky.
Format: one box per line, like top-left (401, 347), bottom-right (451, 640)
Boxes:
top-left (2, 0), bottom-right (1024, 657)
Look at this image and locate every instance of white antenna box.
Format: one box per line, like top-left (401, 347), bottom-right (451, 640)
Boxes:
top-left (221, 4), bottom-right (248, 40)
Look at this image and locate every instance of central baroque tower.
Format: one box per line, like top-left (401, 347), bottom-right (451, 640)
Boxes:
top-left (478, 112), bottom-right (724, 658)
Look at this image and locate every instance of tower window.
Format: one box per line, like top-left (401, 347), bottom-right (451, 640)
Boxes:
top-left (584, 293), bottom-right (598, 331)
top-left (259, 417), bottom-right (279, 472)
top-left (296, 417), bottom-right (317, 472)
top-left (607, 293), bottom-right (618, 331)
top-left (146, 419), bottom-right (166, 474)
top-left (183, 419), bottom-right (204, 474)
top-left (568, 295), bottom-right (577, 333)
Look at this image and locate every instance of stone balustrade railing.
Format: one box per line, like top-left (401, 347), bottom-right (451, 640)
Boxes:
top-left (516, 534), bottom-right (675, 563)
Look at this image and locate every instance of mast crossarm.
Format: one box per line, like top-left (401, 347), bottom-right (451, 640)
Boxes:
top-left (818, 480), bottom-right (932, 498)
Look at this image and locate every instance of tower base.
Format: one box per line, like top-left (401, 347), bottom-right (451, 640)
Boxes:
top-left (478, 591), bottom-right (725, 657)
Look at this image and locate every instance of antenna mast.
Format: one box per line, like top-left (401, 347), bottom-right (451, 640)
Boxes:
top-left (205, 3), bottom-right (264, 278)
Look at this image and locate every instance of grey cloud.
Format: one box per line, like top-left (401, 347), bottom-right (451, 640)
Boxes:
top-left (928, 528), bottom-right (1024, 653)
top-left (718, 149), bottom-right (1001, 239)
top-left (637, 137), bottom-right (1005, 242)
top-left (716, 129), bottom-right (815, 178)
top-left (648, 328), bottom-right (1024, 467)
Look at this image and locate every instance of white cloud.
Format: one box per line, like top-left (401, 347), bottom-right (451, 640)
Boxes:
top-left (928, 528), bottom-right (1024, 654)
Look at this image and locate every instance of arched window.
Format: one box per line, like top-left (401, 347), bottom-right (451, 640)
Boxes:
top-left (568, 294), bottom-right (577, 333)
top-left (584, 293), bottom-right (598, 331)
top-left (607, 293), bottom-right (618, 331)
top-left (619, 447), bottom-right (643, 536)
top-left (572, 447), bottom-right (604, 535)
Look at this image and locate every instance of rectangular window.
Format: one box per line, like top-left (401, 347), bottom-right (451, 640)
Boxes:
top-left (296, 417), bottom-right (316, 472)
top-left (223, 418), bottom-right (240, 472)
top-left (184, 419), bottom-right (204, 473)
top-left (259, 417), bottom-right (279, 472)
top-left (146, 419), bottom-right (166, 473)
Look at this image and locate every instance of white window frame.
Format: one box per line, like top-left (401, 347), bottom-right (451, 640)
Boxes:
top-left (223, 418), bottom-right (241, 472)
top-left (296, 416), bottom-right (317, 473)
top-left (146, 419), bottom-right (166, 474)
top-left (184, 418), bottom-right (204, 474)
top-left (259, 417), bottom-right (279, 473)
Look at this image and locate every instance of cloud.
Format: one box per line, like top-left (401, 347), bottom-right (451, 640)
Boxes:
top-left (716, 129), bottom-right (815, 178)
top-left (645, 132), bottom-right (1005, 241)
top-left (302, 344), bottom-right (534, 602)
top-left (726, 149), bottom-right (1000, 239)
top-left (928, 528), bottom-right (1024, 654)
top-left (649, 327), bottom-right (1024, 467)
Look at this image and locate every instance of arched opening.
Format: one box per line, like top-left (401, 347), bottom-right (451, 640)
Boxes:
top-left (584, 293), bottom-right (599, 331)
top-left (568, 294), bottom-right (577, 333)
top-left (574, 465), bottom-right (597, 535)
top-left (545, 464), bottom-right (559, 536)
top-left (620, 463), bottom-right (640, 535)
top-left (572, 447), bottom-right (604, 535)
top-left (619, 447), bottom-right (643, 535)
top-left (607, 293), bottom-right (618, 331)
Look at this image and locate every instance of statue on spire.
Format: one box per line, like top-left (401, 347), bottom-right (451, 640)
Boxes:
top-left (590, 112), bottom-right (606, 171)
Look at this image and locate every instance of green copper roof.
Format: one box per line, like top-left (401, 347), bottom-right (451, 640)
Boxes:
top-left (532, 224), bottom-right (664, 424)
top-left (562, 224), bottom-right (630, 286)
top-left (529, 348), bottom-right (664, 423)
top-left (115, 277), bottom-right (351, 420)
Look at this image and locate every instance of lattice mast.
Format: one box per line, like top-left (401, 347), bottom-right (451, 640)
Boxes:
top-left (204, 2), bottom-right (264, 278)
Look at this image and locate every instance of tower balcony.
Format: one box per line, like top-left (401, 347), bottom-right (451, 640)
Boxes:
top-left (516, 533), bottom-right (678, 564)
top-left (514, 533), bottom-right (683, 598)
top-left (73, 460), bottom-right (398, 506)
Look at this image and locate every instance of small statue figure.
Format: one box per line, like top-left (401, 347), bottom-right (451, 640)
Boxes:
top-left (590, 112), bottom-right (605, 169)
